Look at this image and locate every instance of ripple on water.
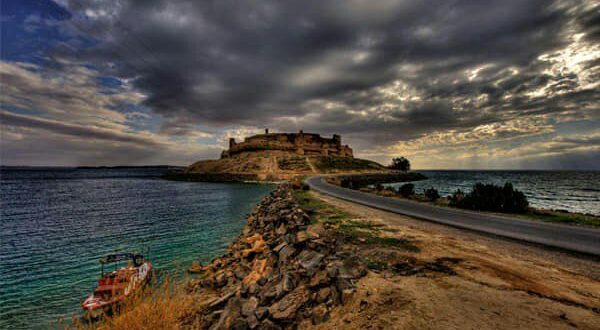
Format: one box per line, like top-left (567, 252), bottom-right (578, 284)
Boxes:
top-left (387, 170), bottom-right (600, 216)
top-left (0, 168), bottom-right (273, 329)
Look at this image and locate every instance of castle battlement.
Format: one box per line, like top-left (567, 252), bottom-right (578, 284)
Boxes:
top-left (221, 129), bottom-right (353, 158)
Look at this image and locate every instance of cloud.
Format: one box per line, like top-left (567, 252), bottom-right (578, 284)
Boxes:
top-left (0, 60), bottom-right (221, 165)
top-left (1, 0), bottom-right (599, 168)
top-left (56, 1), bottom-right (596, 138)
top-left (0, 110), bottom-right (160, 147)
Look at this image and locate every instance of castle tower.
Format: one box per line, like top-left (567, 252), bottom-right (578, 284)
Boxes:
top-left (333, 134), bottom-right (341, 146)
top-left (229, 138), bottom-right (236, 149)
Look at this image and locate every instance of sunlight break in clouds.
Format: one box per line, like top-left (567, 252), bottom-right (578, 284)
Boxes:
top-left (0, 0), bottom-right (598, 168)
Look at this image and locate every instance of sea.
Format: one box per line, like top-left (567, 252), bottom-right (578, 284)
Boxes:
top-left (387, 170), bottom-right (600, 216)
top-left (0, 167), bottom-right (273, 329)
top-left (0, 168), bottom-right (599, 329)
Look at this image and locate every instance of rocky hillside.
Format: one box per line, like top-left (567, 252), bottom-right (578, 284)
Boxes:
top-left (169, 151), bottom-right (387, 182)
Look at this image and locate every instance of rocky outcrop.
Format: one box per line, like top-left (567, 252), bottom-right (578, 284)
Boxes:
top-left (182, 185), bottom-right (367, 329)
top-left (164, 131), bottom-right (389, 182)
top-left (167, 152), bottom-right (387, 182)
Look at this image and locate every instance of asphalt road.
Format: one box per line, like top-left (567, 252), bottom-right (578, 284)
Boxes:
top-left (305, 176), bottom-right (600, 256)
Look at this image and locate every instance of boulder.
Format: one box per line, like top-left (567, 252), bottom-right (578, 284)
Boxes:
top-left (311, 304), bottom-right (330, 325)
top-left (268, 285), bottom-right (310, 320)
top-left (208, 290), bottom-right (236, 309)
top-left (297, 250), bottom-right (324, 271)
top-left (278, 245), bottom-right (297, 262)
top-left (309, 270), bottom-right (330, 288)
top-left (316, 287), bottom-right (331, 303)
top-left (246, 313), bottom-right (259, 329)
top-left (260, 319), bottom-right (282, 330)
top-left (281, 272), bottom-right (295, 292)
top-left (276, 223), bottom-right (287, 236)
top-left (215, 272), bottom-right (228, 287)
top-left (242, 259), bottom-right (269, 286)
top-left (241, 296), bottom-right (259, 317)
top-left (211, 296), bottom-right (244, 330)
top-left (188, 261), bottom-right (204, 273)
top-left (255, 307), bottom-right (269, 320)
top-left (272, 242), bottom-right (287, 253)
top-left (296, 230), bottom-right (310, 243)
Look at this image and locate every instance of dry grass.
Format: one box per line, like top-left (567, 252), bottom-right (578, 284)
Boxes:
top-left (72, 278), bottom-right (196, 330)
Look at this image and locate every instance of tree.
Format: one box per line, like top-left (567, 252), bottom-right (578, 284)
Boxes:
top-left (424, 187), bottom-right (440, 201)
top-left (390, 157), bottom-right (411, 172)
top-left (398, 183), bottom-right (415, 197)
top-left (455, 182), bottom-right (529, 214)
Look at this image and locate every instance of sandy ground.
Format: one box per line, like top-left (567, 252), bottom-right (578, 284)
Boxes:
top-left (309, 192), bottom-right (600, 330)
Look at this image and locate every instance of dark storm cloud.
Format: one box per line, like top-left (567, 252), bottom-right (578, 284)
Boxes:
top-left (55, 0), bottom-right (597, 139)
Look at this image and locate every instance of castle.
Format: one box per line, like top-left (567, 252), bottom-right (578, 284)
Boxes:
top-left (220, 129), bottom-right (353, 158)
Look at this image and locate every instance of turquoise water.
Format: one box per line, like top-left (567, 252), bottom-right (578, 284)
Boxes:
top-left (0, 167), bottom-right (273, 329)
top-left (387, 170), bottom-right (600, 216)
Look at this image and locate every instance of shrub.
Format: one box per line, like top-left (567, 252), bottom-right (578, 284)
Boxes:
top-left (424, 187), bottom-right (440, 201)
top-left (456, 182), bottom-right (529, 213)
top-left (374, 183), bottom-right (384, 191)
top-left (398, 183), bottom-right (415, 197)
top-left (389, 157), bottom-right (411, 172)
top-left (449, 189), bottom-right (465, 206)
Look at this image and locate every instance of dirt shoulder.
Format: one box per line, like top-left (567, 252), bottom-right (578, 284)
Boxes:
top-left (311, 191), bottom-right (600, 330)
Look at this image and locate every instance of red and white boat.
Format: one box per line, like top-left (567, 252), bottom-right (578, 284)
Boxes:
top-left (82, 253), bottom-right (152, 319)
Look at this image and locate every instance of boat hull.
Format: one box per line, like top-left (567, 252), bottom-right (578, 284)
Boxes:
top-left (82, 261), bottom-right (152, 318)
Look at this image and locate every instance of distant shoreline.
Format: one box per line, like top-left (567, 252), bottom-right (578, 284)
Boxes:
top-left (330, 178), bottom-right (600, 227)
top-left (1, 165), bottom-right (185, 170)
top-left (1, 165), bottom-right (597, 171)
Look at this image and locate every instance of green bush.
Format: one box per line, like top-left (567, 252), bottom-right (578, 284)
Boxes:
top-left (456, 182), bottom-right (529, 213)
top-left (398, 183), bottom-right (415, 197)
top-left (424, 187), bottom-right (440, 201)
top-left (449, 189), bottom-right (465, 205)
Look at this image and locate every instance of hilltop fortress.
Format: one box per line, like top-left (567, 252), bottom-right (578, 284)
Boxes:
top-left (221, 129), bottom-right (353, 158)
top-left (176, 130), bottom-right (385, 182)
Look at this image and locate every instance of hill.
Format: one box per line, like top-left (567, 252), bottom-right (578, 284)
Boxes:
top-left (166, 131), bottom-right (390, 182)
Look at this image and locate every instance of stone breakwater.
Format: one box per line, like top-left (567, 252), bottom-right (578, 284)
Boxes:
top-left (182, 185), bottom-right (367, 329)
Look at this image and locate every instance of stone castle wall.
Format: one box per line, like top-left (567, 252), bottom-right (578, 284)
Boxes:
top-left (221, 130), bottom-right (353, 158)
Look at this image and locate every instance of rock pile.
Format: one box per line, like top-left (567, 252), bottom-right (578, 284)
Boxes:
top-left (183, 185), bottom-right (367, 329)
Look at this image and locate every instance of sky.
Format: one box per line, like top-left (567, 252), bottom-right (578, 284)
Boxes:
top-left (0, 0), bottom-right (598, 169)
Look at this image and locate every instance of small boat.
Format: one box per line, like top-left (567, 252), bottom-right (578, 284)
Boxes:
top-left (82, 253), bottom-right (152, 319)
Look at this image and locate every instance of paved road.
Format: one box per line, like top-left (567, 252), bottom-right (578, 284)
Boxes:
top-left (305, 176), bottom-right (600, 256)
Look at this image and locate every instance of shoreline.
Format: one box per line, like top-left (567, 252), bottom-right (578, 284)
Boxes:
top-left (323, 175), bottom-right (600, 227)
top-left (88, 184), bottom-right (600, 329)
top-left (352, 184), bottom-right (600, 227)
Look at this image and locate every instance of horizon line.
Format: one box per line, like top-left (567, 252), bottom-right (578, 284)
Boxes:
top-left (1, 165), bottom-right (598, 171)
